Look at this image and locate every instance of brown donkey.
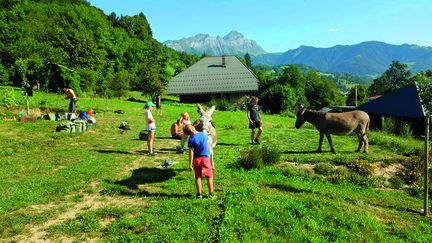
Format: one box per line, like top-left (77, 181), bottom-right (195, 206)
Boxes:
top-left (295, 105), bottom-right (370, 153)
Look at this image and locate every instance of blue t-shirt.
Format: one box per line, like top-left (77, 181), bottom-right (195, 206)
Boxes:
top-left (188, 132), bottom-right (209, 158)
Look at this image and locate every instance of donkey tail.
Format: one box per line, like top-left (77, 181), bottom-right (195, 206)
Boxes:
top-left (366, 119), bottom-right (370, 135)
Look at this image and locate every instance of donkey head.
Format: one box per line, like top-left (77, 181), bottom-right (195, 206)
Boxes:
top-left (195, 103), bottom-right (215, 132)
top-left (295, 104), bottom-right (307, 129)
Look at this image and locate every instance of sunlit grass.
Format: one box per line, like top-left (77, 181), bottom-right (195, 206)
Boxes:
top-left (0, 90), bottom-right (430, 241)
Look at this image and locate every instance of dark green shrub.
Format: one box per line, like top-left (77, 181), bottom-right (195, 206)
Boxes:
top-left (216, 99), bottom-right (232, 111)
top-left (237, 149), bottom-right (263, 170)
top-left (0, 86), bottom-right (19, 108)
top-left (395, 158), bottom-right (423, 185)
top-left (405, 184), bottom-right (424, 198)
top-left (389, 176), bottom-right (405, 189)
top-left (261, 144), bottom-right (281, 166)
top-left (237, 145), bottom-right (281, 170)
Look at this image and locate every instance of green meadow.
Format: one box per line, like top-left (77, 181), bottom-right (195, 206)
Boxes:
top-left (0, 89), bottom-right (431, 242)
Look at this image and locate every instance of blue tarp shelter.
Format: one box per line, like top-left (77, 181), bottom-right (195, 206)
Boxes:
top-left (356, 83), bottom-right (425, 118)
top-left (356, 83), bottom-right (426, 135)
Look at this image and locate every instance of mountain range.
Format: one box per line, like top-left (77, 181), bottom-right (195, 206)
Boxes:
top-left (164, 31), bottom-right (432, 76)
top-left (164, 31), bottom-right (267, 56)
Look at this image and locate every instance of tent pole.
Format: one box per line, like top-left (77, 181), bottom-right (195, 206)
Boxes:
top-left (425, 115), bottom-right (430, 216)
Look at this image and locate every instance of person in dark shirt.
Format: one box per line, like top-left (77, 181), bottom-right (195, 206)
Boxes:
top-left (155, 95), bottom-right (162, 116)
top-left (247, 96), bottom-right (263, 144)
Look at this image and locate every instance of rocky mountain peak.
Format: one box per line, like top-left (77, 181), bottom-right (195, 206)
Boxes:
top-left (164, 31), bottom-right (267, 56)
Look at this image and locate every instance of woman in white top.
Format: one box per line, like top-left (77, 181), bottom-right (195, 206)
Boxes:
top-left (145, 101), bottom-right (157, 156)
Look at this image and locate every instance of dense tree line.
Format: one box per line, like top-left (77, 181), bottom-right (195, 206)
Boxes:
top-left (0, 0), bottom-right (199, 97)
top-left (255, 64), bottom-right (345, 113)
top-left (251, 58), bottom-right (432, 115)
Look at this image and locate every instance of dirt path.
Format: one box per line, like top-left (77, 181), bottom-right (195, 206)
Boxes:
top-left (6, 141), bottom-right (162, 242)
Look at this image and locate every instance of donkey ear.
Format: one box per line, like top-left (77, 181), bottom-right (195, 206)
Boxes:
top-left (298, 104), bottom-right (305, 110)
top-left (208, 105), bottom-right (216, 115)
top-left (197, 103), bottom-right (204, 114)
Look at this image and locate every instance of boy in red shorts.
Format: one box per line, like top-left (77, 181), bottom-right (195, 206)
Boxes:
top-left (183, 124), bottom-right (215, 198)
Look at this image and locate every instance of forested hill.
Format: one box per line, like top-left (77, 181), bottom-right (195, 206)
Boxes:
top-left (252, 41), bottom-right (432, 76)
top-left (0, 0), bottom-right (199, 97)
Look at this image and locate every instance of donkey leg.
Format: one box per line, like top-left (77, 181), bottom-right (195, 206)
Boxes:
top-left (210, 149), bottom-right (214, 168)
top-left (363, 134), bottom-right (369, 153)
top-left (326, 134), bottom-right (336, 153)
top-left (355, 132), bottom-right (363, 152)
top-left (317, 133), bottom-right (324, 153)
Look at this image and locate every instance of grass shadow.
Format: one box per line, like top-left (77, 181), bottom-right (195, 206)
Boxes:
top-left (94, 149), bottom-right (137, 155)
top-left (102, 167), bottom-right (192, 199)
top-left (266, 183), bottom-right (314, 194)
top-left (283, 150), bottom-right (319, 154)
top-left (156, 136), bottom-right (174, 140)
top-left (218, 142), bottom-right (238, 147)
top-left (115, 167), bottom-right (177, 189)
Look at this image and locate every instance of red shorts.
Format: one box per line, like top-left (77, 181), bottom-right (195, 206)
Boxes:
top-left (193, 156), bottom-right (213, 179)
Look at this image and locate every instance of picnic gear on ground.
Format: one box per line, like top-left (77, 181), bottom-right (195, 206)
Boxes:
top-left (74, 119), bottom-right (87, 133)
top-left (43, 113), bottom-right (56, 121)
top-left (79, 112), bottom-right (88, 120)
top-left (161, 159), bottom-right (173, 168)
top-left (88, 117), bottom-right (96, 124)
top-left (114, 110), bottom-right (125, 114)
top-left (118, 121), bottom-right (130, 130)
top-left (139, 130), bottom-right (148, 140)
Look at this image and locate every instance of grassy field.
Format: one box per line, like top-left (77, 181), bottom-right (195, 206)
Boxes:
top-left (0, 89), bottom-right (431, 242)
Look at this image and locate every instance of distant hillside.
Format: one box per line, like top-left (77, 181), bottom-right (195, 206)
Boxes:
top-left (164, 31), bottom-right (267, 56)
top-left (252, 41), bottom-right (432, 76)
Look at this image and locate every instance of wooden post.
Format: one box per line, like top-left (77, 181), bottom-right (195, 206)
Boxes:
top-left (425, 115), bottom-right (430, 216)
top-left (355, 85), bottom-right (358, 107)
top-left (26, 92), bottom-right (29, 116)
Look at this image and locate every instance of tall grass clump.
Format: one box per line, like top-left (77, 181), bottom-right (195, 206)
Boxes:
top-left (369, 131), bottom-right (422, 156)
top-left (237, 144), bottom-right (281, 170)
top-left (314, 162), bottom-right (335, 176)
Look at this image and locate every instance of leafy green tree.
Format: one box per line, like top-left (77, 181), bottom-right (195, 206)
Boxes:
top-left (369, 61), bottom-right (412, 95)
top-left (244, 53), bottom-right (252, 70)
top-left (0, 0), bottom-right (198, 98)
top-left (278, 65), bottom-right (304, 89)
top-left (413, 70), bottom-right (432, 114)
top-left (346, 85), bottom-right (368, 106)
top-left (259, 84), bottom-right (298, 114)
top-left (305, 70), bottom-right (345, 109)
top-left (108, 70), bottom-right (131, 98)
top-left (0, 64), bottom-right (10, 86)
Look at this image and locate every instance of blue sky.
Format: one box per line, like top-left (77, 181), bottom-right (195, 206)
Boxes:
top-left (87, 0), bottom-right (432, 53)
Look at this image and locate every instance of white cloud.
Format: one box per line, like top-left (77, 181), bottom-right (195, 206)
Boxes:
top-left (328, 28), bottom-right (341, 33)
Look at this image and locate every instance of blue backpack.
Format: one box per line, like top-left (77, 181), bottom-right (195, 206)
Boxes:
top-left (79, 112), bottom-right (88, 120)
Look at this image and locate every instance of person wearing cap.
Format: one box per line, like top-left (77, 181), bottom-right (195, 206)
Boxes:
top-left (145, 101), bottom-right (157, 156)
